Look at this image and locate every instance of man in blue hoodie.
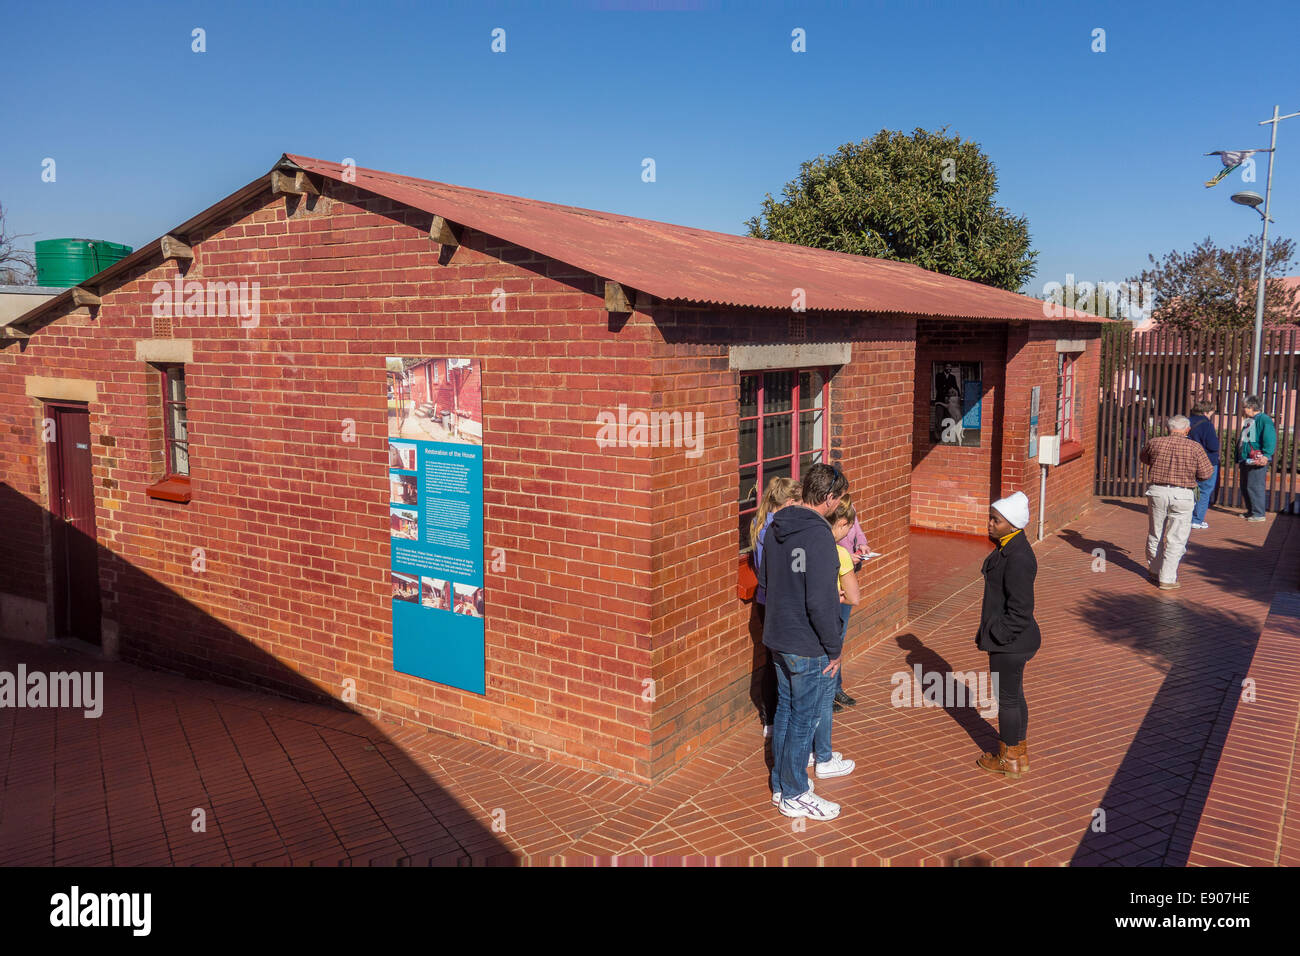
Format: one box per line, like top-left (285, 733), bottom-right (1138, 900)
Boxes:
top-left (757, 463), bottom-right (847, 821)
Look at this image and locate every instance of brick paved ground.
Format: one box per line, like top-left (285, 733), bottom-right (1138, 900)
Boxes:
top-left (2, 499), bottom-right (1296, 866)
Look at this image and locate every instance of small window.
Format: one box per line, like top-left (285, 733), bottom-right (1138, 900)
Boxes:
top-left (1056, 352), bottom-right (1084, 462)
top-left (162, 365), bottom-right (189, 476)
top-left (929, 361), bottom-right (982, 447)
top-left (147, 363), bottom-right (191, 502)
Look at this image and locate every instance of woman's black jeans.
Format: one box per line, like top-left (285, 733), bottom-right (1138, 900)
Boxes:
top-left (989, 650), bottom-right (1036, 745)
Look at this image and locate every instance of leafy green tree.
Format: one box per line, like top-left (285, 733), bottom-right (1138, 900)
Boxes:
top-left (746, 128), bottom-right (1037, 291)
top-left (1135, 234), bottom-right (1300, 331)
top-left (1044, 282), bottom-right (1123, 318)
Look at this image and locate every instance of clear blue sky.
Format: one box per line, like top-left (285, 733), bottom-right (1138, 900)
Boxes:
top-left (2, 0), bottom-right (1298, 294)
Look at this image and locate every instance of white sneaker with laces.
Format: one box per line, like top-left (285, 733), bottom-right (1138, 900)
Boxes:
top-left (771, 778), bottom-right (813, 805)
top-left (779, 790), bottom-right (841, 820)
top-left (808, 750), bottom-right (842, 767)
top-left (815, 755), bottom-right (856, 778)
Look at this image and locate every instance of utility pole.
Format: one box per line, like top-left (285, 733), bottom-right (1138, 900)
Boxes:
top-left (1250, 105), bottom-right (1300, 395)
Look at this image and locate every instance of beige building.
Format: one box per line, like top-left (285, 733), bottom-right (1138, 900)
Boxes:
top-left (0, 285), bottom-right (61, 326)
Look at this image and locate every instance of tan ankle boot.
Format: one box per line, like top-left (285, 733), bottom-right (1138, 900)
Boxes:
top-left (1018, 739), bottom-right (1029, 773)
top-left (976, 741), bottom-right (1023, 779)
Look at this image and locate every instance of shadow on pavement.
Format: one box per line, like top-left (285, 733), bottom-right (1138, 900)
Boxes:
top-left (0, 482), bottom-right (512, 866)
top-left (895, 633), bottom-right (997, 753)
top-left (1068, 516), bottom-right (1289, 865)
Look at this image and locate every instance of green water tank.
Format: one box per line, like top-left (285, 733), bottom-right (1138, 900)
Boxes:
top-left (35, 238), bottom-right (133, 287)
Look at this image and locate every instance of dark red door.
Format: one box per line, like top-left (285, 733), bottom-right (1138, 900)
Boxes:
top-left (46, 403), bottom-right (101, 645)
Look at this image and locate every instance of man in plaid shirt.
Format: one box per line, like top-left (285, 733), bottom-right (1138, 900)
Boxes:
top-left (1140, 415), bottom-right (1214, 590)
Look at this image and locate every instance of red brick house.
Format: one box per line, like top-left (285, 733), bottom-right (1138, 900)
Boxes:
top-left (390, 357), bottom-right (483, 441)
top-left (0, 154), bottom-right (1104, 783)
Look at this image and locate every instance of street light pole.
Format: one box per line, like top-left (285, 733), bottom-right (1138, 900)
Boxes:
top-left (1250, 105), bottom-right (1300, 395)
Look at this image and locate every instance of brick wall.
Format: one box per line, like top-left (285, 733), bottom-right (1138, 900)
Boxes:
top-left (911, 320), bottom-right (1008, 534)
top-left (0, 180), bottom-right (658, 780)
top-left (1001, 323), bottom-right (1103, 534)
top-left (643, 310), bottom-right (915, 780)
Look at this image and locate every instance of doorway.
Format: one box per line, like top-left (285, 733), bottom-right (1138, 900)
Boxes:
top-left (44, 401), bottom-right (101, 645)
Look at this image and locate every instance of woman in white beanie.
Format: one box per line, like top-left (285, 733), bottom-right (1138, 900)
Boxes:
top-left (974, 491), bottom-right (1041, 779)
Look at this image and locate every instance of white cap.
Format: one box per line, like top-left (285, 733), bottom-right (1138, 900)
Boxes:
top-left (992, 491), bottom-right (1030, 529)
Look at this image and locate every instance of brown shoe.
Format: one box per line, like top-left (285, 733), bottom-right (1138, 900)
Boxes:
top-left (1017, 739), bottom-right (1029, 773)
top-left (976, 741), bottom-right (1023, 780)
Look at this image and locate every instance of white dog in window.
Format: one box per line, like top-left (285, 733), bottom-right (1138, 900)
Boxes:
top-left (941, 388), bottom-right (964, 444)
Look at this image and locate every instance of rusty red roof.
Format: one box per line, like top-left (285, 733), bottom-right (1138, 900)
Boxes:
top-left (8, 153), bottom-right (1104, 334)
top-left (285, 154), bottom-right (1100, 322)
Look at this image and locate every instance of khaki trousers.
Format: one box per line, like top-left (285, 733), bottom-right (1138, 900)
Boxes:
top-left (1146, 484), bottom-right (1195, 585)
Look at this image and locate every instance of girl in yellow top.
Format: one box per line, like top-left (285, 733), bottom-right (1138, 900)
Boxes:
top-left (809, 497), bottom-right (860, 777)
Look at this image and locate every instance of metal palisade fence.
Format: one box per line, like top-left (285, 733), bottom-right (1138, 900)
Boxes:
top-left (1097, 325), bottom-right (1300, 512)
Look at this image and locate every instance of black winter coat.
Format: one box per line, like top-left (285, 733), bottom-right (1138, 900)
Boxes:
top-left (975, 530), bottom-right (1041, 655)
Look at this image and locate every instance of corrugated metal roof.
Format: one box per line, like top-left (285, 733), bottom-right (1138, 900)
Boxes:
top-left (8, 154), bottom-right (1105, 335)
top-left (284, 154), bottom-right (1100, 322)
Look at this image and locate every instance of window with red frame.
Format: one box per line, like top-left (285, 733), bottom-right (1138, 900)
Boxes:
top-left (738, 367), bottom-right (830, 552)
top-left (146, 363), bottom-right (190, 502)
top-left (160, 364), bottom-right (189, 477)
top-left (1057, 351), bottom-right (1082, 451)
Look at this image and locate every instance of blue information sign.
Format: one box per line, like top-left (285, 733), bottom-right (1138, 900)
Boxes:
top-left (386, 357), bottom-right (485, 694)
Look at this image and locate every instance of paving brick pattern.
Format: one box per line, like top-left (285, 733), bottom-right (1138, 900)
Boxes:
top-left (1186, 590), bottom-right (1300, 866)
top-left (2, 500), bottom-right (1296, 865)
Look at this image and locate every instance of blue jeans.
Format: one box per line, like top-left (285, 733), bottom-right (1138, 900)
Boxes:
top-left (1240, 462), bottom-right (1268, 518)
top-left (836, 604), bottom-right (850, 694)
top-left (769, 651), bottom-right (828, 798)
top-left (812, 607), bottom-right (851, 762)
top-left (1193, 465), bottom-right (1218, 524)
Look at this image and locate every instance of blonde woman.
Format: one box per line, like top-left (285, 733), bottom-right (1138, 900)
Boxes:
top-left (751, 477), bottom-right (802, 604)
top-left (751, 477), bottom-right (801, 735)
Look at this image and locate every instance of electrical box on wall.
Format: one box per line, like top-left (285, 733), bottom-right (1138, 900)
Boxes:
top-left (1038, 435), bottom-right (1060, 466)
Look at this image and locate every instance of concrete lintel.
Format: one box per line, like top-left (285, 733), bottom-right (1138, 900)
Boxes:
top-left (25, 376), bottom-right (98, 403)
top-left (728, 342), bottom-right (851, 371)
top-left (135, 339), bottom-right (194, 364)
top-left (1056, 339), bottom-right (1087, 353)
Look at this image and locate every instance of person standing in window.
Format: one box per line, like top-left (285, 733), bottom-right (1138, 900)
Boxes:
top-left (935, 364), bottom-right (960, 404)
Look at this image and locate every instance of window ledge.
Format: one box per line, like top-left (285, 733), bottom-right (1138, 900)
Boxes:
top-left (1058, 441), bottom-right (1084, 465)
top-left (147, 476), bottom-right (192, 503)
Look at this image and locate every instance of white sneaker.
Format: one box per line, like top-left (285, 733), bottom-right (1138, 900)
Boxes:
top-left (808, 750), bottom-right (842, 767)
top-left (779, 790), bottom-right (841, 820)
top-left (1192, 521), bottom-right (1209, 530)
top-left (815, 755), bottom-right (856, 778)
top-left (771, 778), bottom-right (813, 805)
